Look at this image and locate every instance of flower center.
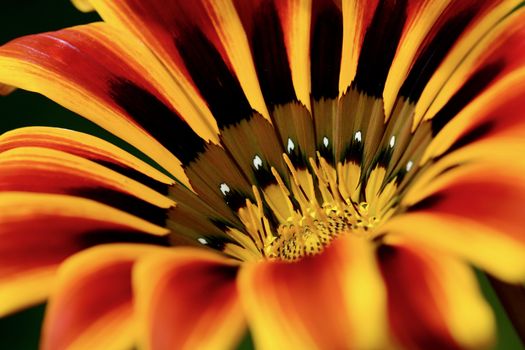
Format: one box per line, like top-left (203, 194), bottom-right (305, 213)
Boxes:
top-left (233, 152), bottom-right (397, 262)
top-left (266, 201), bottom-right (380, 261)
top-left (175, 95), bottom-right (429, 262)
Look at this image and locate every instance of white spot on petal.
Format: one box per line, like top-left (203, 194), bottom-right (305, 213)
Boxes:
top-left (219, 183), bottom-right (230, 196)
top-left (287, 138), bottom-right (295, 153)
top-left (406, 160), bottom-right (414, 172)
top-left (354, 131), bottom-right (362, 142)
top-left (323, 136), bottom-right (329, 148)
top-left (253, 155), bottom-right (263, 170)
top-left (389, 135), bottom-right (396, 148)
top-left (197, 237), bottom-right (208, 245)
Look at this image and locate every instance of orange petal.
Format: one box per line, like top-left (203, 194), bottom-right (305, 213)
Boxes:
top-left (0, 126), bottom-right (174, 188)
top-left (90, 0), bottom-right (270, 122)
top-left (71, 0), bottom-right (95, 12)
top-left (384, 0), bottom-right (519, 115)
top-left (395, 159), bottom-right (525, 282)
top-left (0, 23), bottom-right (216, 187)
top-left (134, 248), bottom-right (245, 350)
top-left (378, 241), bottom-right (494, 350)
top-left (42, 244), bottom-right (161, 350)
top-left (282, 0), bottom-right (312, 108)
top-left (231, 0), bottom-right (303, 107)
top-left (339, 0), bottom-right (379, 93)
top-left (351, 0), bottom-right (408, 98)
top-left (239, 235), bottom-right (387, 349)
top-left (422, 62), bottom-right (525, 163)
top-left (415, 2), bottom-right (525, 126)
top-left (0, 192), bottom-right (168, 316)
top-left (0, 147), bottom-right (173, 225)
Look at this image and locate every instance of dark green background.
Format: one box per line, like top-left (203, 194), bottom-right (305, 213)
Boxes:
top-left (0, 1), bottom-right (522, 349)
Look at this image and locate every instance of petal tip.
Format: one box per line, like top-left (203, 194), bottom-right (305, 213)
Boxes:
top-left (71, 0), bottom-right (94, 13)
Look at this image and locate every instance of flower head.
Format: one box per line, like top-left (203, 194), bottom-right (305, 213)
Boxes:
top-left (0, 0), bottom-right (525, 349)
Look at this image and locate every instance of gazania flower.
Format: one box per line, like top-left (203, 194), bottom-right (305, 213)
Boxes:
top-left (1, 0), bottom-right (525, 348)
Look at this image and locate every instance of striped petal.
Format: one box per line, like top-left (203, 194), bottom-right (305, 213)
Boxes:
top-left (378, 241), bottom-right (494, 350)
top-left (414, 1), bottom-right (525, 124)
top-left (384, 0), bottom-right (522, 115)
top-left (239, 235), bottom-right (387, 349)
top-left (0, 23), bottom-right (216, 187)
top-left (0, 147), bottom-right (175, 219)
top-left (134, 249), bottom-right (245, 350)
top-left (422, 54), bottom-right (525, 162)
top-left (2, 2), bottom-right (524, 349)
top-left (339, 0), bottom-right (379, 93)
top-left (0, 146), bottom-right (173, 225)
top-left (390, 159), bottom-right (525, 282)
top-left (42, 244), bottom-right (160, 350)
top-left (233, 0), bottom-right (307, 108)
top-left (0, 192), bottom-right (168, 316)
top-left (0, 127), bottom-right (174, 189)
top-left (89, 0), bottom-right (270, 121)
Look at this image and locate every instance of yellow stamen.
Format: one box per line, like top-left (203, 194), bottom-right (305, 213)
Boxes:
top-left (231, 153), bottom-right (399, 262)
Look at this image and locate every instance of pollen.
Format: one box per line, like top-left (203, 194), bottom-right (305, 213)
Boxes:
top-left (265, 201), bottom-right (380, 261)
top-left (234, 152), bottom-right (397, 262)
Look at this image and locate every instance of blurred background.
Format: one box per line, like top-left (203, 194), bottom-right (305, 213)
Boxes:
top-left (0, 0), bottom-right (523, 349)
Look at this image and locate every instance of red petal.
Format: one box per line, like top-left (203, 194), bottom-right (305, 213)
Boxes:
top-left (42, 244), bottom-right (161, 350)
top-left (0, 192), bottom-right (168, 316)
top-left (135, 249), bottom-right (245, 350)
top-left (396, 158), bottom-right (525, 282)
top-left (0, 146), bottom-right (174, 219)
top-left (0, 126), bottom-right (174, 187)
top-left (378, 242), bottom-right (494, 350)
top-left (239, 236), bottom-right (388, 349)
top-left (0, 23), bottom-right (215, 186)
top-left (91, 0), bottom-right (270, 120)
